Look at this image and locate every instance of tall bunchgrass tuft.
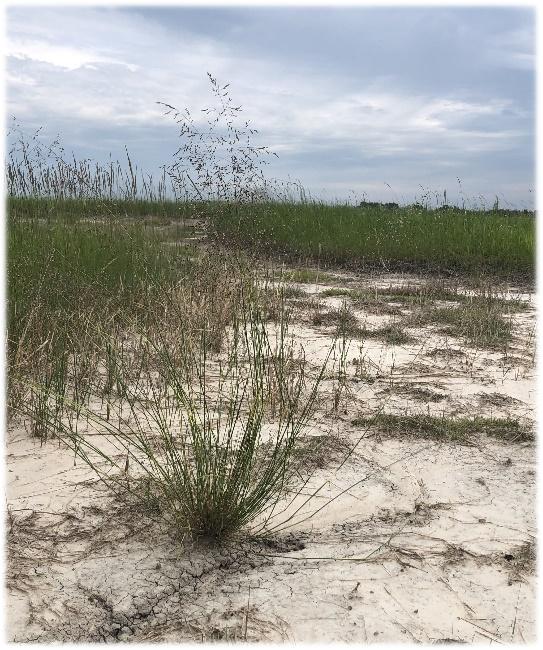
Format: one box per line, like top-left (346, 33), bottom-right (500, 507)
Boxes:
top-left (28, 301), bottom-right (329, 540)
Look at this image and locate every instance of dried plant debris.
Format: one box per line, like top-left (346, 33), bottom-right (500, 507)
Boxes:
top-left (477, 392), bottom-right (522, 407)
top-left (378, 383), bottom-right (447, 402)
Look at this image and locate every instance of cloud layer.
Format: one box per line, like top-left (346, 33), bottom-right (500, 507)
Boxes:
top-left (6, 6), bottom-right (535, 207)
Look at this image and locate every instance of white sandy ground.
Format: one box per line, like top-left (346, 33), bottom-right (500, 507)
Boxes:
top-left (5, 272), bottom-right (536, 643)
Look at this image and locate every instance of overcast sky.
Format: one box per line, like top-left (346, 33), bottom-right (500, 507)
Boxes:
top-left (6, 5), bottom-right (535, 207)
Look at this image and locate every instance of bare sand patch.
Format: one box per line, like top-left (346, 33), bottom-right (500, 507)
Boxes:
top-left (6, 271), bottom-right (536, 643)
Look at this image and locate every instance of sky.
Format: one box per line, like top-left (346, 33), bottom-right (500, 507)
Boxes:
top-left (5, 4), bottom-right (536, 208)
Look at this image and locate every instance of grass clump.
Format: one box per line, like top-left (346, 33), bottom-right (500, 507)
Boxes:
top-left (372, 281), bottom-right (471, 306)
top-left (312, 303), bottom-right (414, 345)
top-left (349, 322), bottom-right (414, 345)
top-left (351, 414), bottom-right (532, 443)
top-left (319, 288), bottom-right (354, 298)
top-left (312, 302), bottom-right (360, 337)
top-left (29, 306), bottom-right (329, 540)
top-left (368, 324), bottom-right (413, 345)
top-left (407, 299), bottom-right (514, 349)
top-left (273, 285), bottom-right (307, 300)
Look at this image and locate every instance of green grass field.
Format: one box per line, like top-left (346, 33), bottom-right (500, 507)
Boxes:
top-left (9, 196), bottom-right (535, 279)
top-left (7, 196), bottom-right (190, 222)
top-left (210, 201), bottom-right (534, 278)
top-left (8, 216), bottom-right (185, 348)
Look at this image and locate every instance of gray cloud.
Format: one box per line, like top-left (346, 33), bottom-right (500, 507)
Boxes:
top-left (6, 5), bottom-right (535, 207)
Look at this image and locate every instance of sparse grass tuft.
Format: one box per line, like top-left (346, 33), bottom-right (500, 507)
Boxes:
top-left (279, 285), bottom-right (307, 299)
top-left (368, 324), bottom-right (413, 345)
top-left (406, 299), bottom-right (514, 349)
top-left (312, 301), bottom-right (360, 337)
top-left (291, 434), bottom-right (352, 472)
top-left (351, 413), bottom-right (532, 443)
top-left (505, 540), bottom-right (536, 576)
top-left (282, 269), bottom-right (339, 284)
top-left (319, 288), bottom-right (354, 298)
top-left (312, 304), bottom-right (414, 345)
